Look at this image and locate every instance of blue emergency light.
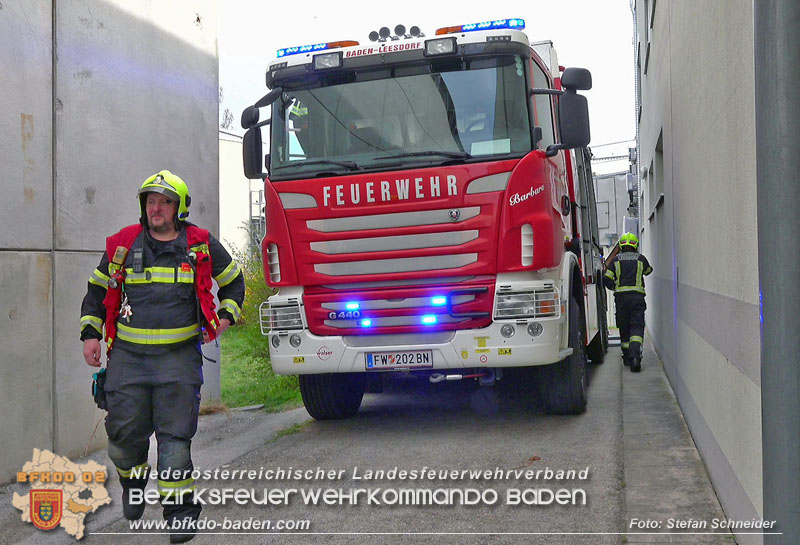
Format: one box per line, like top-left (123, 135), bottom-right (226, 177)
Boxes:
top-left (345, 302), bottom-right (360, 310)
top-left (277, 43), bottom-right (328, 58)
top-left (431, 296), bottom-right (447, 306)
top-left (436, 18), bottom-right (525, 35)
top-left (360, 319), bottom-right (372, 327)
top-left (277, 39), bottom-right (359, 58)
top-left (463, 18), bottom-right (525, 31)
top-left (421, 315), bottom-right (437, 325)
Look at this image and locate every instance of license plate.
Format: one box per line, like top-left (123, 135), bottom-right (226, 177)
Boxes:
top-left (365, 350), bottom-right (433, 370)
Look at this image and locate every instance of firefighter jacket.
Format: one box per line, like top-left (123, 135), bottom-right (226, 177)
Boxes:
top-left (603, 250), bottom-right (653, 295)
top-left (80, 223), bottom-right (244, 354)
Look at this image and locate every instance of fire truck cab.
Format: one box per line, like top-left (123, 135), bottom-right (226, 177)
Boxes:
top-left (242, 18), bottom-right (608, 419)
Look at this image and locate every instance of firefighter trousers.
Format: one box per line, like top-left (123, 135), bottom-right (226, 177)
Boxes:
top-left (105, 381), bottom-right (202, 521)
top-left (615, 292), bottom-right (647, 362)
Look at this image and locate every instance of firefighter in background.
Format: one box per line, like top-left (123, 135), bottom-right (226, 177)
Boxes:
top-left (80, 171), bottom-right (244, 543)
top-left (603, 233), bottom-right (652, 372)
top-left (288, 98), bottom-right (312, 154)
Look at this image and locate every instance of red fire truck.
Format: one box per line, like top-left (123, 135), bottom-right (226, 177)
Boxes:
top-left (241, 18), bottom-right (608, 419)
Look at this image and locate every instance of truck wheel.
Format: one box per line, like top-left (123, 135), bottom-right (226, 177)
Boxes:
top-left (539, 298), bottom-right (588, 414)
top-left (299, 373), bottom-right (366, 420)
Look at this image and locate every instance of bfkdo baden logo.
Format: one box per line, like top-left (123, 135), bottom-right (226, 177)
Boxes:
top-left (13, 449), bottom-right (111, 539)
top-left (30, 489), bottom-right (63, 530)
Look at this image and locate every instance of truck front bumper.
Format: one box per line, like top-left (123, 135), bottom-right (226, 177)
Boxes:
top-left (268, 318), bottom-right (566, 375)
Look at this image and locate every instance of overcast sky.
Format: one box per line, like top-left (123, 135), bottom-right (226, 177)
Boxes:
top-left (219, 0), bottom-right (636, 174)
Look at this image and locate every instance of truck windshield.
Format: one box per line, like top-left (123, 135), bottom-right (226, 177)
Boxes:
top-left (270, 55), bottom-right (531, 179)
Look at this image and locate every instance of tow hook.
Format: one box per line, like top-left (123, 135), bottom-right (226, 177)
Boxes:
top-left (429, 372), bottom-right (488, 384)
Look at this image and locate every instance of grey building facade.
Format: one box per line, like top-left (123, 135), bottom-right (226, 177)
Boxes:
top-left (634, 1), bottom-right (763, 543)
top-left (0, 0), bottom-right (218, 483)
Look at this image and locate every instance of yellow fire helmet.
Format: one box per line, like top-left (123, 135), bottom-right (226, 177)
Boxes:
top-left (619, 232), bottom-right (639, 250)
top-left (138, 170), bottom-right (191, 225)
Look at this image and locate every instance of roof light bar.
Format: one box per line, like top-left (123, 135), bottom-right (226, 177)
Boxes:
top-left (277, 40), bottom-right (359, 58)
top-left (435, 18), bottom-right (525, 36)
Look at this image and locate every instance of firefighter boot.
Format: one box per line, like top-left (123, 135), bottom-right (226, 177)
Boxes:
top-left (120, 475), bottom-right (148, 521)
top-left (630, 343), bottom-right (642, 373)
top-left (162, 492), bottom-right (201, 543)
top-left (621, 347), bottom-right (630, 366)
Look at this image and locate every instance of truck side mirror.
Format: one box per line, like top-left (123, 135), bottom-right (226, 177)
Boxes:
top-left (243, 126), bottom-right (266, 179)
top-left (558, 91), bottom-right (590, 149)
top-left (242, 87), bottom-right (284, 178)
top-left (561, 67), bottom-right (592, 91)
top-left (241, 106), bottom-right (259, 130)
top-left (543, 67), bottom-right (592, 156)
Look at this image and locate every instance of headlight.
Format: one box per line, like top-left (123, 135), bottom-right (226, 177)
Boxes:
top-left (494, 288), bottom-right (559, 320)
top-left (268, 302), bottom-right (304, 330)
top-left (424, 37), bottom-right (456, 56)
top-left (313, 51), bottom-right (342, 70)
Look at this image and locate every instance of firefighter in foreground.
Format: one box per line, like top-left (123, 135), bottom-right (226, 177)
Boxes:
top-left (79, 171), bottom-right (244, 543)
top-left (603, 233), bottom-right (652, 372)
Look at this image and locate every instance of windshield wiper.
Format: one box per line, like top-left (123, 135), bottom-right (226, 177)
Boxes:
top-left (374, 151), bottom-right (473, 161)
top-left (273, 159), bottom-right (362, 171)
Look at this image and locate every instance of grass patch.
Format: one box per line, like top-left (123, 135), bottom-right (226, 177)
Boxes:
top-left (219, 234), bottom-right (303, 412)
top-left (220, 322), bottom-right (302, 411)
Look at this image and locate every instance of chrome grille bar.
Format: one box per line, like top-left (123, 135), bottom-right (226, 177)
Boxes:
top-left (321, 276), bottom-right (475, 290)
top-left (307, 206), bottom-right (480, 233)
top-left (310, 230), bottom-right (479, 254)
top-left (314, 253), bottom-right (478, 277)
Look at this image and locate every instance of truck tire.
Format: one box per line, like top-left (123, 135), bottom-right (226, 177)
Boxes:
top-left (299, 373), bottom-right (366, 420)
top-left (587, 311), bottom-right (608, 364)
top-left (539, 298), bottom-right (588, 415)
top-left (587, 279), bottom-right (608, 364)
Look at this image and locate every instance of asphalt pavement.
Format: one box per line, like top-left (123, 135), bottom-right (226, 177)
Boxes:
top-left (1, 336), bottom-right (735, 545)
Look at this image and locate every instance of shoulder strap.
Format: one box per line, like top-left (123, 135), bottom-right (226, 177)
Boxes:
top-left (105, 224), bottom-right (143, 265)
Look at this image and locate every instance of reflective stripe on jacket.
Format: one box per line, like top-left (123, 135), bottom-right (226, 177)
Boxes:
top-left (102, 224), bottom-right (219, 349)
top-left (603, 251), bottom-right (652, 295)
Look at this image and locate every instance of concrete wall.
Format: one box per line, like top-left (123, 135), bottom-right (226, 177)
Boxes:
top-left (635, 1), bottom-right (762, 543)
top-left (0, 0), bottom-right (218, 483)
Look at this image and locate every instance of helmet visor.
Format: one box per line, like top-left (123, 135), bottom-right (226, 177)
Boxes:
top-left (139, 186), bottom-right (180, 203)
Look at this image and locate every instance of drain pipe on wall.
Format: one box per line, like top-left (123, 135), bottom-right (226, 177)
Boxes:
top-left (755, 1), bottom-right (800, 543)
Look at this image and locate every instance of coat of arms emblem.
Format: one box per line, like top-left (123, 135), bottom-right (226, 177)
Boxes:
top-left (30, 490), bottom-right (62, 531)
